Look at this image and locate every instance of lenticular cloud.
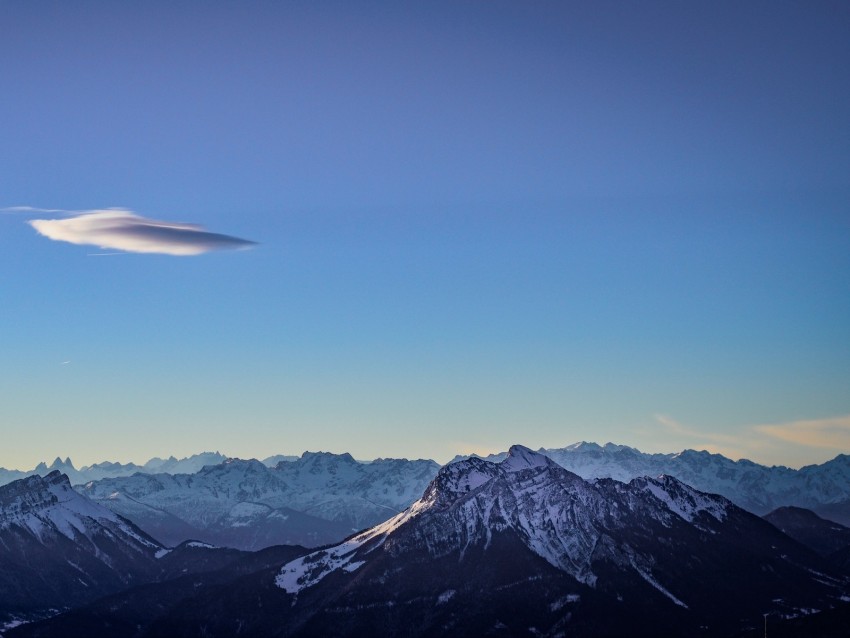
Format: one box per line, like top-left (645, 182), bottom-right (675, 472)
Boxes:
top-left (29, 209), bottom-right (256, 256)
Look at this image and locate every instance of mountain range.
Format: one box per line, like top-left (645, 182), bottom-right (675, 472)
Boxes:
top-left (459, 442), bottom-right (850, 525)
top-left (4, 443), bottom-right (849, 555)
top-left (0, 452), bottom-right (231, 488)
top-left (9, 446), bottom-right (848, 637)
top-left (6, 443), bottom-right (850, 524)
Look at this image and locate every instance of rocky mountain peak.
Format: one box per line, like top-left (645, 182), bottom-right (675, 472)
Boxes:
top-left (502, 444), bottom-right (556, 473)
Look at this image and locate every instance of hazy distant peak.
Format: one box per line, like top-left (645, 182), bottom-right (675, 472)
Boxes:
top-left (299, 451), bottom-right (357, 464)
top-left (48, 456), bottom-right (75, 470)
top-left (568, 441), bottom-right (600, 451)
top-left (262, 454), bottom-right (298, 467)
top-left (188, 457), bottom-right (270, 479)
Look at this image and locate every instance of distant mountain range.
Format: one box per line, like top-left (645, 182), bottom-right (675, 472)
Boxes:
top-left (9, 446), bottom-right (848, 638)
top-left (3, 442), bottom-right (850, 556)
top-left (78, 454), bottom-right (439, 550)
top-left (0, 452), bottom-right (231, 487)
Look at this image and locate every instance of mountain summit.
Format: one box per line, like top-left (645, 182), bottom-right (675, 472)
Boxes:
top-left (501, 444), bottom-right (560, 472)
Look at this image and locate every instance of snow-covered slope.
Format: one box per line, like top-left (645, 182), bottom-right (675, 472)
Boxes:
top-left (0, 471), bottom-right (164, 619)
top-left (79, 454), bottom-right (439, 550)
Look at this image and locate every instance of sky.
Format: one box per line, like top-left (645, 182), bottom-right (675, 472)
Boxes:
top-left (1, 0), bottom-right (849, 470)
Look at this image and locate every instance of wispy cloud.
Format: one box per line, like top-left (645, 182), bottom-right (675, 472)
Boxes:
top-left (651, 413), bottom-right (850, 466)
top-left (653, 414), bottom-right (760, 460)
top-left (754, 415), bottom-right (850, 450)
top-left (2, 206), bottom-right (70, 214)
top-left (28, 209), bottom-right (256, 256)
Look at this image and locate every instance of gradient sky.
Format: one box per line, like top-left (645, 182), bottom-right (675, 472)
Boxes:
top-left (1, 1), bottom-right (849, 470)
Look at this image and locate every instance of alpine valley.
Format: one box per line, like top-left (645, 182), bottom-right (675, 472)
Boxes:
top-left (2, 444), bottom-right (849, 637)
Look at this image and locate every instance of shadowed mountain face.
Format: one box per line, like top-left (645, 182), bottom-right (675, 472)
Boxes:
top-left (19, 447), bottom-right (846, 638)
top-left (763, 506), bottom-right (850, 558)
top-left (4, 544), bottom-right (309, 638)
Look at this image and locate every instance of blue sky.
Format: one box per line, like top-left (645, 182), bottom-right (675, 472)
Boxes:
top-left (1, 1), bottom-right (849, 469)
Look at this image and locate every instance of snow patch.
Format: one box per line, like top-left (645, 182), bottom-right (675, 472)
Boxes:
top-left (631, 561), bottom-right (688, 609)
top-left (275, 539), bottom-right (366, 594)
top-left (276, 499), bottom-right (429, 594)
top-left (0, 618), bottom-right (28, 634)
top-left (640, 477), bottom-right (727, 523)
top-left (549, 594), bottom-right (580, 611)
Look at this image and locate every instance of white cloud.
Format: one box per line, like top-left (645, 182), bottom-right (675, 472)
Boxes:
top-left (29, 209), bottom-right (256, 256)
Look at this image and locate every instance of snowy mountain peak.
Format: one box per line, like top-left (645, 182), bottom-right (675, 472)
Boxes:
top-left (566, 441), bottom-right (602, 451)
top-left (300, 450), bottom-right (357, 465)
top-left (0, 471), bottom-right (160, 552)
top-left (42, 469), bottom-right (71, 488)
top-left (217, 457), bottom-right (267, 471)
top-left (0, 471), bottom-right (67, 521)
top-left (501, 444), bottom-right (556, 472)
top-left (601, 442), bottom-right (637, 453)
top-left (423, 457), bottom-right (500, 506)
top-left (6, 470), bottom-right (91, 515)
